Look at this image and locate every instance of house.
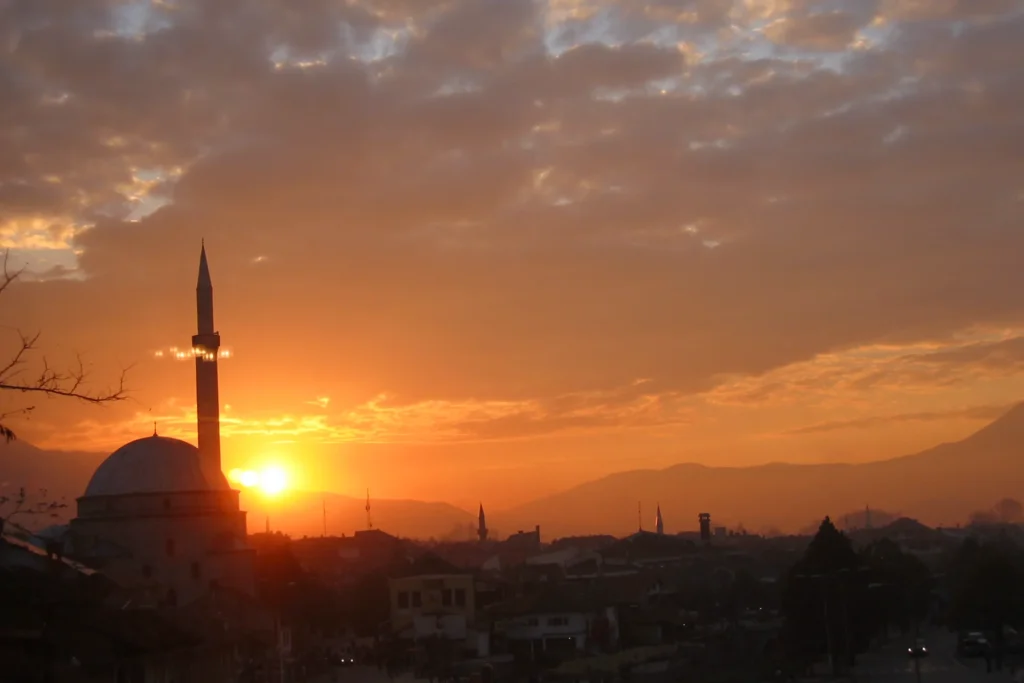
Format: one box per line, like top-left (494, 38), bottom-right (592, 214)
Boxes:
top-left (0, 530), bottom-right (209, 682)
top-left (487, 582), bottom-right (603, 662)
top-left (389, 554), bottom-right (477, 644)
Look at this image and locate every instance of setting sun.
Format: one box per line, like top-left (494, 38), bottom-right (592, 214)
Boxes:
top-left (229, 466), bottom-right (289, 496)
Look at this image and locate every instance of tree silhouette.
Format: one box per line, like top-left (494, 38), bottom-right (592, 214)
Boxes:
top-left (947, 538), bottom-right (1024, 639)
top-left (782, 517), bottom-right (868, 675)
top-left (0, 251), bottom-right (128, 442)
top-left (861, 538), bottom-right (932, 635)
top-left (0, 486), bottom-right (68, 535)
top-left (994, 499), bottom-right (1023, 524)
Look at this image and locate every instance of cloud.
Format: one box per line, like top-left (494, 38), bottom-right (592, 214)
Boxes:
top-left (784, 404), bottom-right (1012, 435)
top-left (1, 0), bottom-right (1023, 459)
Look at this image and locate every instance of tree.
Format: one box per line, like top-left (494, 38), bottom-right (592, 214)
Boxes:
top-left (782, 517), bottom-right (869, 675)
top-left (947, 538), bottom-right (1024, 637)
top-left (0, 251), bottom-right (128, 442)
top-left (994, 498), bottom-right (1023, 524)
top-left (0, 486), bottom-right (68, 536)
top-left (860, 538), bottom-right (933, 635)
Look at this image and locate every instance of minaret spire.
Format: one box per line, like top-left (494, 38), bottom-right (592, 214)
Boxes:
top-left (365, 489), bottom-right (373, 530)
top-left (656, 504), bottom-right (664, 535)
top-left (193, 241), bottom-right (222, 482)
top-left (478, 503), bottom-right (488, 542)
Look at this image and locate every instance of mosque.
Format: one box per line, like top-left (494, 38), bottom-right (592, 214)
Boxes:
top-left (67, 244), bottom-right (254, 606)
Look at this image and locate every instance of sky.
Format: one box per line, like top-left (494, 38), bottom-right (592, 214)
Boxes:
top-left (2, 0), bottom-right (1024, 511)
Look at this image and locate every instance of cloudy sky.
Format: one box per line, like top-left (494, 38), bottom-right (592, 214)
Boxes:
top-left (2, 0), bottom-right (1023, 509)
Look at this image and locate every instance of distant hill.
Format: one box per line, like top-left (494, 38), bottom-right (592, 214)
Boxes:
top-left (5, 402), bottom-right (1024, 539)
top-left (0, 439), bottom-right (474, 538)
top-left (493, 402), bottom-right (1024, 538)
top-left (240, 489), bottom-right (475, 540)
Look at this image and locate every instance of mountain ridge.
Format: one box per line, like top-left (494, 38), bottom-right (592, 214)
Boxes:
top-left (2, 401), bottom-right (1021, 538)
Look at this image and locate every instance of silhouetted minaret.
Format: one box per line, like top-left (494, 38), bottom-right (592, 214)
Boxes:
top-left (193, 241), bottom-right (222, 482)
top-left (365, 489), bottom-right (373, 530)
top-left (865, 504), bottom-right (873, 530)
top-left (637, 502), bottom-right (643, 532)
top-left (478, 504), bottom-right (488, 542)
top-left (655, 504), bottom-right (664, 535)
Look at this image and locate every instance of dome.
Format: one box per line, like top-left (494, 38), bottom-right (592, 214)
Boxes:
top-left (83, 436), bottom-right (229, 498)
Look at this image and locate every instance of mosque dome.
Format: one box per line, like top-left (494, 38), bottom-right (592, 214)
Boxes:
top-left (83, 435), bottom-right (229, 498)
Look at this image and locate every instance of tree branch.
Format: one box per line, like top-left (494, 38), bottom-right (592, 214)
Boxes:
top-left (0, 250), bottom-right (131, 441)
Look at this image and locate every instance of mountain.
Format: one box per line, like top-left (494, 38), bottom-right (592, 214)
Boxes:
top-left (5, 402), bottom-right (1024, 539)
top-left (493, 402), bottom-right (1024, 538)
top-left (0, 440), bottom-right (474, 538)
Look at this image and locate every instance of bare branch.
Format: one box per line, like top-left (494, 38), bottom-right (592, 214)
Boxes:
top-left (0, 249), bottom-right (131, 441)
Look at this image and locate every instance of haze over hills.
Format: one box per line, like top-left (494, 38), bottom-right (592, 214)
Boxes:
top-left (493, 402), bottom-right (1024, 538)
top-left (3, 402), bottom-right (1023, 539)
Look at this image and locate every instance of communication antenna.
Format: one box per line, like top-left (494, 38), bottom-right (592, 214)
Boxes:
top-left (637, 501), bottom-right (643, 532)
top-left (365, 488), bottom-right (373, 530)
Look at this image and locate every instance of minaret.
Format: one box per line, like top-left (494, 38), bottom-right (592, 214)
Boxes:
top-left (365, 489), bottom-right (373, 530)
top-left (193, 241), bottom-right (222, 482)
top-left (478, 504), bottom-right (488, 542)
top-left (655, 504), bottom-right (664, 535)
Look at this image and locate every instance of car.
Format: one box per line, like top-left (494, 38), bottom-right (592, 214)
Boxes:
top-left (909, 639), bottom-right (929, 658)
top-left (958, 632), bottom-right (989, 658)
top-left (330, 653), bottom-right (356, 667)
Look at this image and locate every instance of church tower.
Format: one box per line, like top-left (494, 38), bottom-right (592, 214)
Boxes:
top-left (193, 242), bottom-right (222, 481)
top-left (478, 504), bottom-right (488, 542)
top-left (655, 504), bottom-right (664, 535)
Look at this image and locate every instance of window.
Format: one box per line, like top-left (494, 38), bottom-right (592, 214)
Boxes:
top-left (441, 589), bottom-right (453, 607)
top-left (454, 588), bottom-right (466, 607)
top-left (191, 562), bottom-right (201, 580)
top-left (165, 538), bottom-right (175, 557)
top-left (142, 564), bottom-right (153, 579)
top-left (412, 591), bottom-right (422, 608)
top-left (398, 591), bottom-right (409, 609)
top-left (547, 616), bottom-right (569, 626)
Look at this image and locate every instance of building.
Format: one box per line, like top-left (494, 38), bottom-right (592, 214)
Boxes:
top-left (389, 554), bottom-right (477, 643)
top-left (67, 244), bottom-right (254, 606)
top-left (489, 583), bottom-right (596, 660)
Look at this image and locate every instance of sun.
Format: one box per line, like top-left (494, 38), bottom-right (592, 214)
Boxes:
top-left (259, 466), bottom-right (287, 496)
top-left (228, 465), bottom-right (290, 497)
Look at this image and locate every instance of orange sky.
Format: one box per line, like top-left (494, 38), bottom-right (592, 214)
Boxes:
top-left (2, 0), bottom-right (1024, 513)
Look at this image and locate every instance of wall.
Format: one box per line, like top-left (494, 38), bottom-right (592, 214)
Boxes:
top-left (389, 574), bottom-right (476, 635)
top-left (499, 612), bottom-right (589, 650)
top-left (70, 489), bottom-right (254, 605)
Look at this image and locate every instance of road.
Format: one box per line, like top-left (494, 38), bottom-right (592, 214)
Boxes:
top-left (854, 630), bottom-right (1019, 683)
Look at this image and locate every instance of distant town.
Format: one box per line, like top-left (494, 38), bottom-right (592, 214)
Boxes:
top-left (4, 499), bottom-right (1024, 682)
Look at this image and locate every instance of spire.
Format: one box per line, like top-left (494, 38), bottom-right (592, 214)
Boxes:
top-left (198, 239), bottom-right (212, 290)
top-left (365, 489), bottom-right (373, 530)
top-left (656, 504), bottom-right (664, 535)
top-left (637, 501), bottom-right (643, 533)
top-left (478, 503), bottom-right (488, 543)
